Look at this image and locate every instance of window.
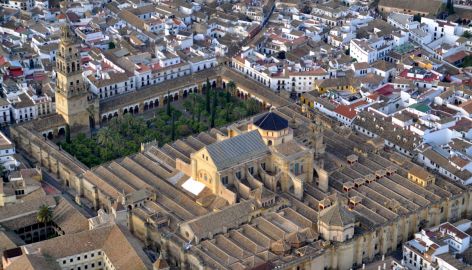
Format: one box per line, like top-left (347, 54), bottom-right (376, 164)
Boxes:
top-left (221, 176), bottom-right (228, 185)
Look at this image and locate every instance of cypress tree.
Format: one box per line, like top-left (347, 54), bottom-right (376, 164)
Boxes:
top-left (166, 91), bottom-right (171, 116)
top-left (447, 0), bottom-right (454, 14)
top-left (65, 124), bottom-right (71, 143)
top-left (171, 111), bottom-right (176, 141)
top-left (210, 91), bottom-right (217, 128)
top-left (191, 94), bottom-right (196, 122)
top-left (226, 91), bottom-right (231, 104)
top-left (205, 79), bottom-right (211, 113)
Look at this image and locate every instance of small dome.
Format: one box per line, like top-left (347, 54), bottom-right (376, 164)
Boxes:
top-left (253, 112), bottom-right (288, 131)
top-left (319, 201), bottom-right (355, 227)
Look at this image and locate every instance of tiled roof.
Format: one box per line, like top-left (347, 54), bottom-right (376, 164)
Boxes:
top-left (206, 130), bottom-right (268, 171)
top-left (22, 224), bottom-right (152, 269)
top-left (253, 112), bottom-right (288, 131)
top-left (184, 200), bottom-right (255, 242)
top-left (5, 254), bottom-right (61, 270)
top-left (319, 201), bottom-right (355, 227)
top-left (52, 197), bottom-right (90, 235)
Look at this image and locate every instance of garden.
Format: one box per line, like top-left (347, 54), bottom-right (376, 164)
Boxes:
top-left (59, 83), bottom-right (264, 167)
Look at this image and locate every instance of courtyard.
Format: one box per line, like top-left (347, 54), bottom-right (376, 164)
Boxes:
top-left (59, 87), bottom-right (264, 167)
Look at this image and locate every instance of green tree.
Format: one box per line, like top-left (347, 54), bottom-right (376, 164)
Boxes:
top-left (462, 55), bottom-right (472, 67)
top-left (233, 106), bottom-right (246, 120)
top-left (210, 92), bottom-right (217, 128)
top-left (108, 41), bottom-right (116, 49)
top-left (196, 107), bottom-right (202, 124)
top-left (227, 81), bottom-right (236, 96)
top-left (447, 0), bottom-right (454, 14)
top-left (37, 205), bottom-right (53, 224)
top-left (191, 94), bottom-right (196, 122)
top-left (225, 90), bottom-right (231, 104)
top-left (97, 127), bottom-right (115, 148)
top-left (463, 31), bottom-right (472, 39)
top-left (183, 99), bottom-right (192, 113)
top-left (413, 13), bottom-right (421, 22)
top-left (245, 99), bottom-right (261, 116)
top-left (225, 103), bottom-right (234, 122)
top-left (205, 78), bottom-right (211, 113)
top-left (166, 92), bottom-right (171, 116)
top-left (171, 111), bottom-right (176, 141)
top-left (177, 124), bottom-right (192, 137)
top-left (65, 124), bottom-right (71, 143)
top-left (86, 105), bottom-right (96, 137)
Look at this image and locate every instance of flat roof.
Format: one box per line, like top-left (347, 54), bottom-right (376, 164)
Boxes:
top-left (181, 178), bottom-right (205, 196)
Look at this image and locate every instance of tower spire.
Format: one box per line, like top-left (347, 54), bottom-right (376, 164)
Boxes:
top-left (59, 0), bottom-right (75, 43)
top-left (54, 0), bottom-right (97, 135)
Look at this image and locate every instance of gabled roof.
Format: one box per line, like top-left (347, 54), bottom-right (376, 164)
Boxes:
top-left (253, 112), bottom-right (288, 131)
top-left (319, 201), bottom-right (355, 227)
top-left (205, 130), bottom-right (268, 171)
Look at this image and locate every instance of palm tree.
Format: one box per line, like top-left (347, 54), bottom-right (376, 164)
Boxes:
top-left (97, 127), bottom-right (114, 148)
top-left (227, 81), bottom-right (237, 96)
top-left (86, 105), bottom-right (96, 137)
top-left (37, 205), bottom-right (53, 224)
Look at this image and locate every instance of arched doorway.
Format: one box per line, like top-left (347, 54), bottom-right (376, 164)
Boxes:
top-left (47, 132), bottom-right (53, 140)
top-left (123, 108), bottom-right (128, 114)
top-left (276, 181), bottom-right (282, 192)
top-left (212, 81), bottom-right (217, 88)
top-left (58, 127), bottom-right (65, 136)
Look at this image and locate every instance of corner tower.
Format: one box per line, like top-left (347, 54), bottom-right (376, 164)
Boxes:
top-left (55, 21), bottom-right (93, 134)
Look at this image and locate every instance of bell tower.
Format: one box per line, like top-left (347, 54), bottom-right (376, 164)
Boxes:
top-left (55, 12), bottom-right (95, 134)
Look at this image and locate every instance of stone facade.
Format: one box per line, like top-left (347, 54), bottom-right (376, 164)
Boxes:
top-left (54, 23), bottom-right (99, 135)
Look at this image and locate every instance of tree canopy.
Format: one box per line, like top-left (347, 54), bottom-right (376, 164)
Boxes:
top-left (37, 205), bottom-right (53, 224)
top-left (60, 89), bottom-right (263, 167)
